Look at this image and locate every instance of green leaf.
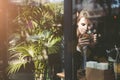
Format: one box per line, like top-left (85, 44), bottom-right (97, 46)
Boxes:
top-left (7, 59), bottom-right (27, 75)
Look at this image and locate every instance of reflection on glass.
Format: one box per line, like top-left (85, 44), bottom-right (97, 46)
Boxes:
top-left (73, 0), bottom-right (120, 80)
top-left (7, 0), bottom-right (64, 80)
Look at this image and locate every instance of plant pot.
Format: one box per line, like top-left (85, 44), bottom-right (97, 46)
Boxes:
top-left (9, 72), bottom-right (34, 80)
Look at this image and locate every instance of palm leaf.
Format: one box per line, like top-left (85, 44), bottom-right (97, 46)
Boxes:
top-left (48, 37), bottom-right (61, 47)
top-left (7, 59), bottom-right (27, 75)
top-left (9, 46), bottom-right (30, 57)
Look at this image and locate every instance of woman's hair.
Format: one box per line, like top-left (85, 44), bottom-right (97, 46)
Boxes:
top-left (76, 10), bottom-right (91, 38)
top-left (77, 10), bottom-right (91, 23)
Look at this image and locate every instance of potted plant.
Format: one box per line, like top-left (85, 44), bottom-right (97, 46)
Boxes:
top-left (7, 2), bottom-right (63, 80)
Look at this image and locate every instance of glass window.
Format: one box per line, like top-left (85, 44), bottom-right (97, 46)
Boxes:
top-left (72, 0), bottom-right (120, 80)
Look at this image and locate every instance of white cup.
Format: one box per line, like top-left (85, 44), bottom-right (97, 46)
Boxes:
top-left (97, 63), bottom-right (108, 70)
top-left (86, 61), bottom-right (98, 69)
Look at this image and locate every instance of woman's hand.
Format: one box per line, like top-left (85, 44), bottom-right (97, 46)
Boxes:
top-left (78, 37), bottom-right (90, 47)
top-left (78, 33), bottom-right (98, 47)
top-left (92, 33), bottom-right (97, 43)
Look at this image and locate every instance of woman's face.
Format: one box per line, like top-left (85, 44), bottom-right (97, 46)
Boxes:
top-left (77, 17), bottom-right (92, 35)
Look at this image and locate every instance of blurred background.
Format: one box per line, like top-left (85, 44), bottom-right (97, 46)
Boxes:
top-left (0, 0), bottom-right (120, 80)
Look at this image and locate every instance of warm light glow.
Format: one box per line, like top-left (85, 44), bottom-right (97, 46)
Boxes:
top-left (114, 15), bottom-right (117, 19)
top-left (10, 0), bottom-right (24, 4)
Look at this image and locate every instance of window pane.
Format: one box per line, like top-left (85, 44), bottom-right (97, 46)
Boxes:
top-left (73, 0), bottom-right (120, 80)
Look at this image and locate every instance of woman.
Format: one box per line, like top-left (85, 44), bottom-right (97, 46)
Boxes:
top-left (74, 10), bottom-right (98, 80)
top-left (77, 10), bottom-right (98, 67)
